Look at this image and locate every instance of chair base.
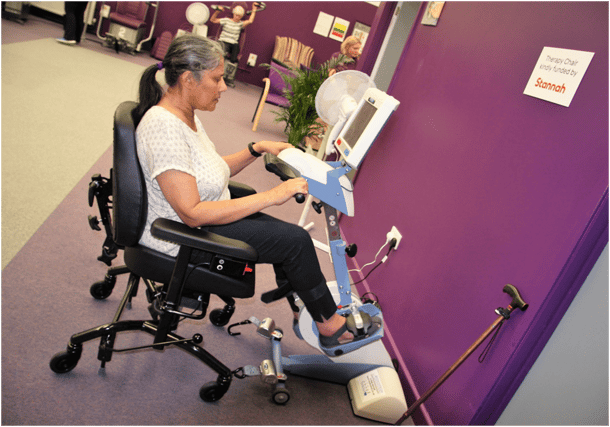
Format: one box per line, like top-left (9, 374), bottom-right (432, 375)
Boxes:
top-left (50, 270), bottom-right (240, 402)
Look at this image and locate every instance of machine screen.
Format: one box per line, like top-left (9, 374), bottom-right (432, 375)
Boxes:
top-left (334, 88), bottom-right (400, 169)
top-left (342, 98), bottom-right (377, 147)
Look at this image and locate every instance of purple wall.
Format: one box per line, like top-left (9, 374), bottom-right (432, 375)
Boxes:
top-left (340, 2), bottom-right (608, 425)
top-left (98, 2), bottom-right (379, 87)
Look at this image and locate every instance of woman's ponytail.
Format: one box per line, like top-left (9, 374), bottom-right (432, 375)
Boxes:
top-left (134, 63), bottom-right (164, 123)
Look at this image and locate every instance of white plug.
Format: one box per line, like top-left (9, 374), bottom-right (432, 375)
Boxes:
top-left (386, 226), bottom-right (402, 250)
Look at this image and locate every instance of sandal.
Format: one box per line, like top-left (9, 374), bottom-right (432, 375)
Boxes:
top-left (318, 313), bottom-right (383, 356)
top-left (319, 322), bottom-right (358, 349)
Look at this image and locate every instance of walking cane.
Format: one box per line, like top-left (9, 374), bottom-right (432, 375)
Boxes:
top-left (395, 284), bottom-right (529, 425)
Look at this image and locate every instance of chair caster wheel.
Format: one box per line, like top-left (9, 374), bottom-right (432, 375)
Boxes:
top-left (272, 388), bottom-right (290, 405)
top-left (199, 381), bottom-right (227, 402)
top-left (209, 307), bottom-right (234, 327)
top-left (90, 281), bottom-right (113, 299)
top-left (49, 349), bottom-right (81, 374)
top-left (90, 274), bottom-right (116, 299)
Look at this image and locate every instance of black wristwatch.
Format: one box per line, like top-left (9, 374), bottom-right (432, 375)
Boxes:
top-left (248, 142), bottom-right (262, 157)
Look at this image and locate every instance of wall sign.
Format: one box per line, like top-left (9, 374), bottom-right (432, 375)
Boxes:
top-left (422, 1), bottom-right (445, 26)
top-left (329, 17), bottom-right (350, 42)
top-left (523, 47), bottom-right (594, 107)
top-left (353, 22), bottom-right (370, 49)
top-left (313, 11), bottom-right (333, 38)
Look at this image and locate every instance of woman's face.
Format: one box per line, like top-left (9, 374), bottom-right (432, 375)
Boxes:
top-left (193, 61), bottom-right (227, 112)
top-left (347, 42), bottom-right (362, 58)
top-left (232, 6), bottom-right (244, 20)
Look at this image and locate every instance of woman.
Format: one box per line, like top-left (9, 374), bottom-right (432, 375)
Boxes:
top-left (210, 3), bottom-right (256, 64)
top-left (135, 34), bottom-right (359, 351)
top-left (329, 35), bottom-right (362, 76)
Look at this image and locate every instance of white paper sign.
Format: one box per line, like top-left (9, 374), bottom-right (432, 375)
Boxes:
top-left (313, 12), bottom-right (334, 37)
top-left (524, 47), bottom-right (594, 107)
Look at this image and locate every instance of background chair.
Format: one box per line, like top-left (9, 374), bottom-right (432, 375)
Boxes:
top-left (97, 1), bottom-right (159, 54)
top-left (251, 36), bottom-right (314, 132)
top-left (251, 59), bottom-right (293, 132)
top-left (50, 101), bottom-right (260, 402)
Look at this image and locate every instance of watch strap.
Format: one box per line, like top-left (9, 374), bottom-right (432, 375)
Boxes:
top-left (248, 142), bottom-right (262, 157)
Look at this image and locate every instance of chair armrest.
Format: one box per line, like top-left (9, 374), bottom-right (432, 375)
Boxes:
top-left (151, 218), bottom-right (258, 261)
top-left (229, 181), bottom-right (256, 199)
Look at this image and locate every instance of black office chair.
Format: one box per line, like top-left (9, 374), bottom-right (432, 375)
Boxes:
top-left (50, 101), bottom-right (260, 402)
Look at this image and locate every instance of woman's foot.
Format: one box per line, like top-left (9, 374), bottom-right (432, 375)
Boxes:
top-left (56, 38), bottom-right (76, 45)
top-left (319, 321), bottom-right (356, 348)
top-left (317, 311), bottom-right (382, 355)
top-left (317, 313), bottom-right (356, 347)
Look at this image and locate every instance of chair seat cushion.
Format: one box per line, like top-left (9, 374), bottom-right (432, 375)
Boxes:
top-left (266, 93), bottom-right (290, 108)
top-left (124, 245), bottom-right (255, 299)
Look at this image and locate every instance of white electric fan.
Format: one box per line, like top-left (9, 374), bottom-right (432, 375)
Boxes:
top-left (315, 70), bottom-right (377, 157)
top-left (186, 2), bottom-right (210, 37)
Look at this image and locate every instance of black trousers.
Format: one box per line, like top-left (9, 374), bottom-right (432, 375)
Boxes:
top-left (63, 2), bottom-right (88, 42)
top-left (193, 212), bottom-right (337, 322)
top-left (221, 41), bottom-right (240, 63)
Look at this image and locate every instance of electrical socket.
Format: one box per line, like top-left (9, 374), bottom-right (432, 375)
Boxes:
top-left (387, 226), bottom-right (402, 250)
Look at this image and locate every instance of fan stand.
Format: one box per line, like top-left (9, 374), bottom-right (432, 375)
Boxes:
top-left (192, 24), bottom-right (208, 37)
top-left (186, 3), bottom-right (210, 38)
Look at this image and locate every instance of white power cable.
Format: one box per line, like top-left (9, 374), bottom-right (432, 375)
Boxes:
top-left (348, 239), bottom-right (391, 274)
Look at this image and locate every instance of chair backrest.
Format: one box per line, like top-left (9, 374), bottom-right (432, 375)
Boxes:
top-left (112, 101), bottom-right (148, 247)
top-left (268, 60), bottom-right (293, 97)
top-left (272, 36), bottom-right (314, 69)
top-left (116, 2), bottom-right (148, 21)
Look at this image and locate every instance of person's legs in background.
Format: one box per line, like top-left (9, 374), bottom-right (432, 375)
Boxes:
top-left (57, 2), bottom-right (88, 45)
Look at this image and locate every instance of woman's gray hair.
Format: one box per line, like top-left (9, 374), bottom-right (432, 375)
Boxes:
top-left (161, 34), bottom-right (224, 85)
top-left (135, 34), bottom-right (224, 120)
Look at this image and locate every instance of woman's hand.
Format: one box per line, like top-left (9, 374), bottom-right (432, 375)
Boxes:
top-left (254, 141), bottom-right (293, 156)
top-left (269, 178), bottom-right (308, 205)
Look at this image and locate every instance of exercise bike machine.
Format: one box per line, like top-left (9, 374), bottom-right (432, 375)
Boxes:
top-left (227, 72), bottom-right (409, 424)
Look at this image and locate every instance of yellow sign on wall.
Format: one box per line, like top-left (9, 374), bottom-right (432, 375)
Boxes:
top-left (329, 17), bottom-right (350, 42)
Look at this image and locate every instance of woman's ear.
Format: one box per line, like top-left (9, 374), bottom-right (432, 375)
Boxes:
top-left (179, 71), bottom-right (195, 87)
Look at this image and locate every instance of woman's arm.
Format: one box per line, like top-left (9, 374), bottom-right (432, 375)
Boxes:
top-left (242, 5), bottom-right (257, 27)
top-left (222, 141), bottom-right (292, 177)
top-left (209, 9), bottom-right (222, 24)
top-left (156, 169), bottom-right (307, 227)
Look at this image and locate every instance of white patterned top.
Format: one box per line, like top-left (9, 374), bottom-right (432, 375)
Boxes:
top-left (136, 106), bottom-right (231, 256)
